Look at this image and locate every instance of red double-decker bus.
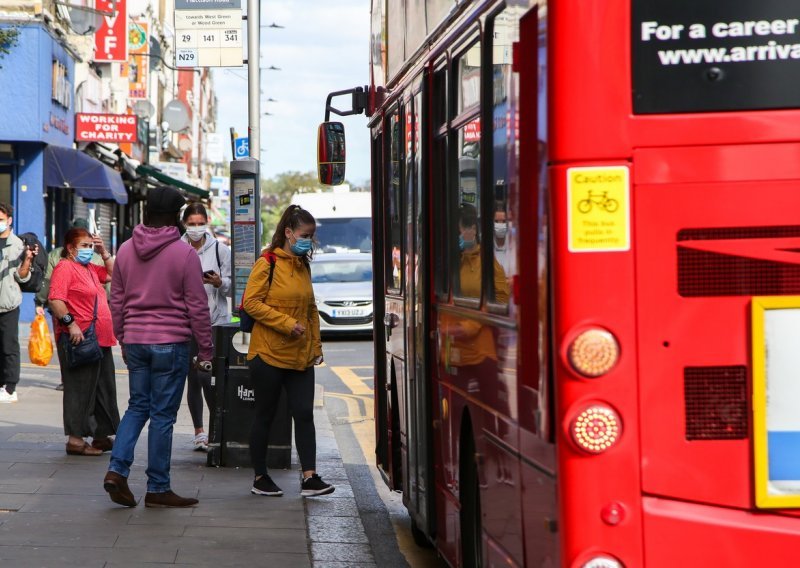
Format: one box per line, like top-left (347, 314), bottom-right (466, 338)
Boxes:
top-left (320, 0), bottom-right (800, 565)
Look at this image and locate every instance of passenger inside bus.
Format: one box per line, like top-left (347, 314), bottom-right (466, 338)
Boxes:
top-left (442, 204), bottom-right (509, 375)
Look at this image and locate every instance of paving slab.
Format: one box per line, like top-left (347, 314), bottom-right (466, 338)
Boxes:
top-left (0, 341), bottom-right (376, 567)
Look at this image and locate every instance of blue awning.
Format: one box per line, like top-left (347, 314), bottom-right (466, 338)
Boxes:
top-left (44, 145), bottom-right (128, 204)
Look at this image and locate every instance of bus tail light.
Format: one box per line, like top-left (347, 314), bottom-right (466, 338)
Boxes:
top-left (569, 404), bottom-right (622, 454)
top-left (581, 555), bottom-right (624, 568)
top-left (567, 329), bottom-right (620, 377)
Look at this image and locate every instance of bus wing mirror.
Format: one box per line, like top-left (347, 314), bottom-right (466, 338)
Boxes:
top-left (317, 121), bottom-right (346, 185)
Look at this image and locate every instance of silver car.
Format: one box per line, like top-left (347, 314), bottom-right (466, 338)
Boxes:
top-left (311, 253), bottom-right (373, 336)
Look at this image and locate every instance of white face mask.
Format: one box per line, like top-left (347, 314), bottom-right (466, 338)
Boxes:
top-left (494, 222), bottom-right (508, 239)
top-left (186, 225), bottom-right (207, 242)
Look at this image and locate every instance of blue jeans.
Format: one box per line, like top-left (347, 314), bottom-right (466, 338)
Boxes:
top-left (108, 343), bottom-right (190, 493)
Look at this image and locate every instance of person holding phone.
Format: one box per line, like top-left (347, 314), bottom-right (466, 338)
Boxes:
top-left (181, 203), bottom-right (231, 451)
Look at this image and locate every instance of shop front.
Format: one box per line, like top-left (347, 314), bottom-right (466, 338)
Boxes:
top-left (0, 22), bottom-right (128, 321)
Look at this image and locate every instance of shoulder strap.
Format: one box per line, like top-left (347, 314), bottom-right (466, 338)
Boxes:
top-left (265, 252), bottom-right (276, 290)
top-left (215, 240), bottom-right (221, 272)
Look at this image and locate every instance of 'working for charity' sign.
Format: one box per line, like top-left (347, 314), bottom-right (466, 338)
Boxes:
top-left (75, 113), bottom-right (138, 143)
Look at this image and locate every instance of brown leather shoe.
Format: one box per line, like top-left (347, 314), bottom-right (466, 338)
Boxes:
top-left (144, 491), bottom-right (198, 508)
top-left (103, 471), bottom-right (137, 507)
top-left (66, 441), bottom-right (103, 456)
top-left (91, 437), bottom-right (113, 452)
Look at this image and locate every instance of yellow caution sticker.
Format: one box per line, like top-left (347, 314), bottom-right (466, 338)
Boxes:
top-left (567, 166), bottom-right (630, 252)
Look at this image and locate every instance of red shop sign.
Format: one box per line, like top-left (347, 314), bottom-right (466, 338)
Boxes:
top-left (94, 0), bottom-right (127, 62)
top-left (75, 113), bottom-right (138, 143)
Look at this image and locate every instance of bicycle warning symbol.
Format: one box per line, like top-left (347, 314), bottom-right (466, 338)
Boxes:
top-left (577, 190), bottom-right (619, 214)
top-left (567, 166), bottom-right (630, 253)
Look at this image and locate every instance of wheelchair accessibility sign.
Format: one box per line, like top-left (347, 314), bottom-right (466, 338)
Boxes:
top-left (234, 137), bottom-right (249, 159)
top-left (567, 166), bottom-right (630, 252)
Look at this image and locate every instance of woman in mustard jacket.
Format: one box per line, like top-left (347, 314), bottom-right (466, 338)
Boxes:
top-left (243, 205), bottom-right (333, 497)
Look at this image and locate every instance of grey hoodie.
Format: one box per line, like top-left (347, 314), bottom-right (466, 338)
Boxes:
top-left (180, 230), bottom-right (232, 326)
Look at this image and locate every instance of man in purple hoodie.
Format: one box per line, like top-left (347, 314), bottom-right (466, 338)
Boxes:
top-left (103, 184), bottom-right (213, 508)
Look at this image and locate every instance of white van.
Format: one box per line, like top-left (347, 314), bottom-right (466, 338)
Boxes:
top-left (291, 188), bottom-right (372, 253)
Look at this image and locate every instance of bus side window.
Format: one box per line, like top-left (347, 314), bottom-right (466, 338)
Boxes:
top-left (386, 110), bottom-right (404, 292)
top-left (489, 7), bottom-right (521, 307)
top-left (452, 40), bottom-right (482, 302)
top-left (433, 63), bottom-right (449, 300)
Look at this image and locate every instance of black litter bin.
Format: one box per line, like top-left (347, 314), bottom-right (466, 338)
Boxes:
top-left (207, 323), bottom-right (292, 469)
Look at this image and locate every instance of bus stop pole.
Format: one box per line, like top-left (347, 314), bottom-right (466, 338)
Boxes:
top-left (247, 0), bottom-right (260, 159)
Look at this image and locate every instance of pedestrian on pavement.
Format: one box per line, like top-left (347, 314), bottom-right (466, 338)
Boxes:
top-left (103, 185), bottom-right (213, 509)
top-left (36, 218), bottom-right (107, 392)
top-left (48, 227), bottom-right (119, 456)
top-left (0, 202), bottom-right (39, 404)
top-left (243, 204), bottom-right (334, 498)
top-left (180, 202), bottom-right (231, 451)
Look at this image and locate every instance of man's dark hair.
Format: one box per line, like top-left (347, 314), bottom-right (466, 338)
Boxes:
top-left (0, 202), bottom-right (13, 218)
top-left (145, 184), bottom-right (184, 228)
top-left (145, 210), bottom-right (181, 229)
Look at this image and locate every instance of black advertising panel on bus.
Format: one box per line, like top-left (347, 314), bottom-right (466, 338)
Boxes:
top-left (632, 0), bottom-right (800, 114)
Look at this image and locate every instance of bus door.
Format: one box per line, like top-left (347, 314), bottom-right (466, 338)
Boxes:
top-left (380, 105), bottom-right (408, 490)
top-left (404, 82), bottom-right (435, 537)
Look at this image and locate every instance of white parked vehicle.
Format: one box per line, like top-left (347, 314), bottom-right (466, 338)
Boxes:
top-left (311, 253), bottom-right (373, 336)
top-left (291, 188), bottom-right (372, 254)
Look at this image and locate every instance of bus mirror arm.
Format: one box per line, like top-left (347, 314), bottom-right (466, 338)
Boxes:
top-left (324, 86), bottom-right (369, 122)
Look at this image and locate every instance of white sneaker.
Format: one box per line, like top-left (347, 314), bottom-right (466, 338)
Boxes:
top-left (193, 432), bottom-right (208, 451)
top-left (0, 387), bottom-right (18, 403)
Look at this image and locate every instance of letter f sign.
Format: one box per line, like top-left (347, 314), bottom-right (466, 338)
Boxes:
top-left (104, 35), bottom-right (117, 57)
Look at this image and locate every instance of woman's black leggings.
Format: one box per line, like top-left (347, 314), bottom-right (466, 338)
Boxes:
top-left (187, 338), bottom-right (214, 430)
top-left (248, 356), bottom-right (316, 475)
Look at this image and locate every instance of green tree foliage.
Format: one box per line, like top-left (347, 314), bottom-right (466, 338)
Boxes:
top-left (259, 171), bottom-right (321, 245)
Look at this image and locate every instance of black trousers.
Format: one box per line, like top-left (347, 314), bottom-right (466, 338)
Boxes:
top-left (187, 338), bottom-right (214, 430)
top-left (59, 344), bottom-right (120, 438)
top-left (0, 307), bottom-right (20, 393)
top-left (248, 356), bottom-right (316, 475)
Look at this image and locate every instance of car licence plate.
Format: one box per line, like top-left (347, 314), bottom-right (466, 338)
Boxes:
top-left (331, 308), bottom-right (367, 318)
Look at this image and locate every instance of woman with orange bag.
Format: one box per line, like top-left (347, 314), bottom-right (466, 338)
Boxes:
top-left (48, 228), bottom-right (120, 456)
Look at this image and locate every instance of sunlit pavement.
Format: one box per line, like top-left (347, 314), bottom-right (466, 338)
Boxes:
top-left (0, 325), bottom-right (374, 567)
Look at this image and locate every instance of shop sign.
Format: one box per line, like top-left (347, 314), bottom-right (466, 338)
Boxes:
top-left (51, 61), bottom-right (72, 109)
top-left (76, 113), bottom-right (138, 143)
top-left (94, 0), bottom-right (128, 62)
top-left (126, 21), bottom-right (149, 100)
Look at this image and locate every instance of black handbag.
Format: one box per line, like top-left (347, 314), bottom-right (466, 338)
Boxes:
top-left (60, 296), bottom-right (103, 368)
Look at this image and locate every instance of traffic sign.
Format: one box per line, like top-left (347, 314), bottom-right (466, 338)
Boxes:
top-left (234, 137), bottom-right (249, 159)
top-left (174, 0), bottom-right (243, 68)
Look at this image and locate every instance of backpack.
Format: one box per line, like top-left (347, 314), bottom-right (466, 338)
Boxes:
top-left (238, 251), bottom-right (277, 332)
top-left (17, 232), bottom-right (47, 294)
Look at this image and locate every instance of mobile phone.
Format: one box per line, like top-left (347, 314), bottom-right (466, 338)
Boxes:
top-left (203, 270), bottom-right (216, 278)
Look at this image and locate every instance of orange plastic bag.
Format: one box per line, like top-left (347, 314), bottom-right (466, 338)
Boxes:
top-left (28, 313), bottom-right (53, 366)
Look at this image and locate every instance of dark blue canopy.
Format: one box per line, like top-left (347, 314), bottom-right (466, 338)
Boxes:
top-left (44, 145), bottom-right (128, 204)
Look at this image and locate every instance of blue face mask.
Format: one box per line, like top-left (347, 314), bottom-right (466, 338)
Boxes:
top-left (0, 222), bottom-right (8, 234)
top-left (290, 237), bottom-right (313, 256)
top-left (76, 248), bottom-right (93, 265)
top-left (458, 235), bottom-right (475, 251)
